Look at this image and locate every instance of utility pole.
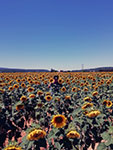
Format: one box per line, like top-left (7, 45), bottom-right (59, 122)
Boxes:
top-left (82, 64), bottom-right (84, 71)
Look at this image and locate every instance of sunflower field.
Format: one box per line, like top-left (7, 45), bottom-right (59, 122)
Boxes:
top-left (0, 72), bottom-right (113, 150)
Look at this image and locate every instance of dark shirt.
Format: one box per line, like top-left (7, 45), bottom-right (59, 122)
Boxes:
top-left (50, 81), bottom-right (62, 93)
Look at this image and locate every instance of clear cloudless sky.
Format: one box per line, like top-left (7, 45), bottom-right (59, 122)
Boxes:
top-left (0, 0), bottom-right (113, 71)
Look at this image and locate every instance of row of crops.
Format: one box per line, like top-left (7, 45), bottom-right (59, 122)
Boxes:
top-left (0, 72), bottom-right (113, 150)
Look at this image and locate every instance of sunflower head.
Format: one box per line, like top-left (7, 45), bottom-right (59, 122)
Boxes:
top-left (49, 78), bottom-right (54, 83)
top-left (21, 83), bottom-right (26, 88)
top-left (45, 92), bottom-right (51, 96)
top-left (84, 97), bottom-right (92, 102)
top-left (106, 80), bottom-right (111, 85)
top-left (16, 104), bottom-right (24, 111)
top-left (13, 84), bottom-right (19, 89)
top-left (29, 94), bottom-right (35, 99)
top-left (51, 114), bottom-right (67, 128)
top-left (37, 90), bottom-right (43, 96)
top-left (72, 87), bottom-right (77, 92)
top-left (80, 82), bottom-right (84, 87)
top-left (0, 88), bottom-right (5, 93)
top-left (27, 87), bottom-right (34, 92)
top-left (83, 87), bottom-right (88, 92)
top-left (92, 91), bottom-right (98, 96)
top-left (66, 130), bottom-right (80, 139)
top-left (28, 80), bottom-right (34, 84)
top-left (58, 78), bottom-right (63, 84)
top-left (4, 144), bottom-right (22, 150)
top-left (65, 95), bottom-right (71, 100)
top-left (106, 100), bottom-right (112, 108)
top-left (44, 80), bottom-right (48, 85)
top-left (8, 86), bottom-right (14, 91)
top-left (45, 95), bottom-right (52, 101)
top-left (81, 103), bottom-right (93, 110)
top-left (86, 110), bottom-right (100, 118)
top-left (83, 110), bottom-right (89, 115)
top-left (16, 79), bottom-right (21, 83)
top-left (27, 129), bottom-right (46, 141)
top-left (37, 103), bottom-right (44, 108)
top-left (20, 95), bottom-right (27, 101)
top-left (103, 100), bottom-right (108, 106)
top-left (61, 86), bottom-right (66, 92)
top-left (94, 86), bottom-right (98, 90)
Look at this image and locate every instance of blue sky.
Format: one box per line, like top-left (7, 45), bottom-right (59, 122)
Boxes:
top-left (0, 0), bottom-right (113, 70)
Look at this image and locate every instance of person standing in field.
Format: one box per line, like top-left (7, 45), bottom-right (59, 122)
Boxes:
top-left (48, 75), bottom-right (62, 94)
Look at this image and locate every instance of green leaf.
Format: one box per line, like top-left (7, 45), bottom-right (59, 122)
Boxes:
top-left (108, 126), bottom-right (113, 134)
top-left (105, 135), bottom-right (112, 146)
top-left (54, 142), bottom-right (61, 150)
top-left (101, 132), bottom-right (111, 141)
top-left (48, 128), bottom-right (58, 139)
top-left (26, 141), bottom-right (34, 150)
top-left (97, 142), bottom-right (107, 150)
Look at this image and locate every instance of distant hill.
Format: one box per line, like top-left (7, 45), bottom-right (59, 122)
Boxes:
top-left (0, 67), bottom-right (49, 73)
top-left (0, 67), bottom-right (113, 73)
top-left (72, 67), bottom-right (113, 72)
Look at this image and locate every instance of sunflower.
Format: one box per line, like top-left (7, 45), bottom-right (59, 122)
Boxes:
top-left (83, 110), bottom-right (89, 115)
top-left (27, 129), bottom-right (46, 141)
top-left (27, 87), bottom-right (34, 92)
top-left (8, 81), bottom-right (13, 85)
top-left (29, 94), bottom-right (35, 99)
top-left (0, 80), bottom-right (3, 83)
top-left (21, 83), bottom-right (26, 88)
top-left (16, 79), bottom-right (21, 83)
top-left (103, 100), bottom-right (113, 108)
top-left (84, 97), bottom-right (92, 102)
top-left (0, 88), bottom-right (5, 93)
top-left (72, 87), bottom-right (77, 92)
top-left (61, 86), bottom-right (66, 92)
top-left (49, 78), bottom-right (54, 83)
top-left (51, 114), bottom-right (67, 128)
top-left (82, 103), bottom-right (93, 110)
top-left (83, 87), bottom-right (88, 92)
top-left (92, 91), bottom-right (98, 96)
top-left (44, 80), bottom-right (48, 85)
top-left (37, 103), bottom-right (44, 108)
top-left (102, 100), bottom-right (108, 106)
top-left (66, 79), bottom-right (70, 84)
top-left (58, 78), bottom-right (63, 84)
top-left (37, 90), bottom-right (43, 96)
top-left (34, 81), bottom-right (40, 85)
top-left (45, 92), bottom-right (51, 96)
top-left (66, 130), bottom-right (80, 139)
top-left (80, 82), bottom-right (84, 87)
top-left (45, 95), bottom-right (52, 101)
top-left (106, 80), bottom-right (111, 85)
top-left (65, 95), bottom-right (71, 100)
top-left (4, 145), bottom-right (22, 150)
top-left (22, 78), bottom-right (26, 82)
top-left (20, 95), bottom-right (27, 101)
top-left (94, 86), bottom-right (98, 90)
top-left (0, 83), bottom-right (4, 87)
top-left (13, 84), bottom-right (19, 89)
top-left (77, 88), bottom-right (81, 92)
top-left (8, 86), bottom-right (14, 91)
top-left (86, 110), bottom-right (100, 118)
top-left (27, 78), bottom-right (31, 82)
top-left (16, 104), bottom-right (24, 111)
top-left (28, 80), bottom-right (34, 84)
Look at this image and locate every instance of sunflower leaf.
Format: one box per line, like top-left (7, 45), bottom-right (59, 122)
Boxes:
top-left (97, 142), bottom-right (107, 150)
top-left (54, 142), bottom-right (61, 150)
